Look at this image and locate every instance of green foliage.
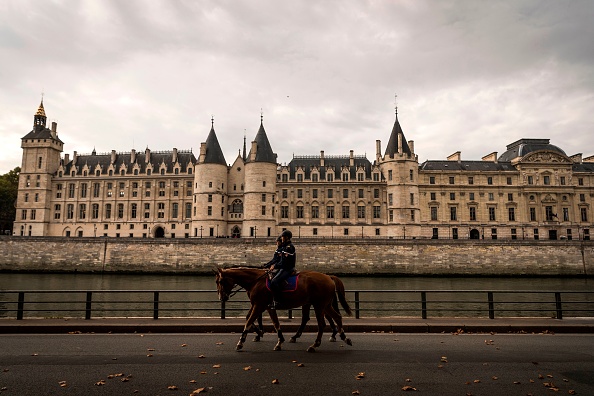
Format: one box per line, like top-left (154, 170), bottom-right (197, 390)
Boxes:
top-left (0, 167), bottom-right (20, 234)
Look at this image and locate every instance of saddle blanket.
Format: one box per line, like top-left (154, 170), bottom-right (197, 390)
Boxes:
top-left (266, 274), bottom-right (299, 292)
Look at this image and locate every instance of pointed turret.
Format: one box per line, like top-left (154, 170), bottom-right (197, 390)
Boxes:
top-left (33, 100), bottom-right (47, 131)
top-left (384, 109), bottom-right (411, 157)
top-left (247, 116), bottom-right (276, 163)
top-left (203, 119), bottom-right (227, 165)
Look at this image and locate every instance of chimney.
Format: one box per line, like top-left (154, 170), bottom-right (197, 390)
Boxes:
top-left (570, 153), bottom-right (583, 164)
top-left (447, 151), bottom-right (461, 162)
top-left (250, 141), bottom-right (257, 161)
top-left (73, 151), bottom-right (78, 165)
top-left (398, 133), bottom-right (403, 154)
top-left (130, 149), bottom-right (136, 163)
top-left (172, 148), bottom-right (178, 163)
top-left (64, 153), bottom-right (70, 164)
top-left (51, 122), bottom-right (57, 139)
top-left (111, 150), bottom-right (117, 164)
top-left (376, 140), bottom-right (381, 162)
top-left (481, 152), bottom-right (498, 163)
top-left (199, 143), bottom-right (206, 163)
top-left (320, 150), bottom-right (325, 167)
top-left (145, 147), bottom-right (151, 163)
top-left (349, 150), bottom-right (354, 166)
top-left (408, 140), bottom-right (415, 155)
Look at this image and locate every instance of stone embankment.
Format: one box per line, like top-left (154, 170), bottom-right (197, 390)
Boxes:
top-left (0, 237), bottom-right (592, 276)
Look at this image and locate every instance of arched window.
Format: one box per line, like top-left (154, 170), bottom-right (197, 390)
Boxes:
top-left (231, 199), bottom-right (243, 213)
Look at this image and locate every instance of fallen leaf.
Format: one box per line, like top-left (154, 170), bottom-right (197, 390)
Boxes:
top-left (437, 364), bottom-right (443, 369)
top-left (198, 355), bottom-right (206, 358)
top-left (215, 342), bottom-right (224, 345)
top-left (297, 363), bottom-right (305, 367)
top-left (190, 388), bottom-right (207, 395)
top-left (212, 364), bottom-right (221, 368)
top-left (473, 379), bottom-right (480, 384)
top-left (352, 391), bottom-right (360, 395)
top-left (147, 348), bottom-right (155, 351)
top-left (547, 374), bottom-right (554, 378)
top-left (440, 357), bottom-right (448, 363)
top-left (539, 374), bottom-right (545, 379)
top-left (147, 354), bottom-right (153, 357)
top-left (491, 376), bottom-right (498, 380)
top-left (31, 353), bottom-right (38, 356)
top-left (200, 371), bottom-right (207, 375)
top-left (190, 380), bottom-right (197, 383)
top-left (272, 379), bottom-right (280, 384)
top-left (59, 381), bottom-right (67, 388)
top-left (569, 390), bottom-right (576, 395)
top-left (291, 360), bottom-right (298, 363)
top-left (95, 380), bottom-right (106, 386)
top-left (402, 385), bottom-right (417, 391)
top-left (513, 381), bottom-right (521, 384)
top-left (243, 366), bottom-right (251, 371)
top-left (167, 385), bottom-right (178, 390)
top-left (181, 344), bottom-right (187, 347)
top-left (529, 379), bottom-right (535, 383)
top-left (121, 378), bottom-right (129, 382)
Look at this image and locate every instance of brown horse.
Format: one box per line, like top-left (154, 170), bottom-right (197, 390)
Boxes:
top-left (215, 267), bottom-right (352, 352)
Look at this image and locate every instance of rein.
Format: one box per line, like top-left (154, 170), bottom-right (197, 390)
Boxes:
top-left (225, 268), bottom-right (272, 299)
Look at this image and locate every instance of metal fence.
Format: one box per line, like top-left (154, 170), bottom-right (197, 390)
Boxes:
top-left (1, 289), bottom-right (593, 320)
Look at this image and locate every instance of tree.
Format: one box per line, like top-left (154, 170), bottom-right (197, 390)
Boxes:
top-left (0, 167), bottom-right (20, 235)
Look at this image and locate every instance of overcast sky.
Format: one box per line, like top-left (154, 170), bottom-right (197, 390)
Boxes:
top-left (1, 0), bottom-right (593, 174)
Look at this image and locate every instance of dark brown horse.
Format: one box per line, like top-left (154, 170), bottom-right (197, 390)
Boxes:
top-left (215, 267), bottom-right (352, 352)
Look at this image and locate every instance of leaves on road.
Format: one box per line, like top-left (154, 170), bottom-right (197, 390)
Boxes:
top-left (272, 379), bottom-right (280, 384)
top-left (402, 385), bottom-right (417, 391)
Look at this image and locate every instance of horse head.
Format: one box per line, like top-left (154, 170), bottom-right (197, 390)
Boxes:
top-left (215, 268), bottom-right (234, 302)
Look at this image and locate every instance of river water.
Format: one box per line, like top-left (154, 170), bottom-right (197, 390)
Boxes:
top-left (1, 273), bottom-right (593, 319)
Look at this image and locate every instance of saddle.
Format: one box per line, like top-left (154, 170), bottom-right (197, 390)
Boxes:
top-left (266, 271), bottom-right (299, 292)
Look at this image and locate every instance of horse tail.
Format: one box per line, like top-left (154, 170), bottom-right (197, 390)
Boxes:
top-left (330, 275), bottom-right (352, 316)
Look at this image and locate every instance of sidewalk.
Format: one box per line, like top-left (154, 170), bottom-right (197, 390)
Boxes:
top-left (2, 317), bottom-right (594, 334)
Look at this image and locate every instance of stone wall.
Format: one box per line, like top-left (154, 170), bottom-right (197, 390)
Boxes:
top-left (0, 236), bottom-right (592, 276)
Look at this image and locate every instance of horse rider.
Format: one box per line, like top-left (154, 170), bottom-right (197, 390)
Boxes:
top-left (269, 230), bottom-right (296, 309)
top-left (263, 236), bottom-right (283, 269)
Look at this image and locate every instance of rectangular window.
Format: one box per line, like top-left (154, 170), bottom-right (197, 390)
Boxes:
top-left (430, 206), bottom-right (438, 221)
top-left (507, 177), bottom-right (512, 185)
top-left (581, 208), bottom-right (588, 222)
top-left (563, 207), bottom-right (569, 222)
top-left (207, 206), bottom-right (212, 216)
top-left (374, 189), bottom-right (379, 199)
top-left (342, 205), bottom-right (350, 219)
top-left (432, 228), bottom-right (438, 239)
top-left (342, 173), bottom-right (348, 182)
top-left (67, 204), bottom-right (74, 219)
top-left (511, 228), bottom-right (517, 240)
top-left (312, 174), bottom-right (318, 182)
top-left (449, 176), bottom-right (454, 184)
top-left (507, 193), bottom-right (513, 201)
top-left (530, 207), bottom-right (536, 221)
top-left (373, 173), bottom-right (379, 181)
top-left (373, 206), bottom-right (381, 219)
top-left (54, 204), bottom-right (61, 220)
top-left (357, 205), bottom-right (365, 219)
top-left (105, 204), bottom-right (111, 219)
top-left (282, 189), bottom-right (288, 199)
top-left (450, 206), bottom-right (457, 221)
top-left (92, 204), bottom-right (99, 219)
top-left (388, 170), bottom-right (392, 181)
top-left (208, 194), bottom-right (212, 202)
top-left (580, 194), bottom-right (586, 202)
top-left (410, 169), bottom-right (413, 181)
top-left (312, 206), bottom-right (319, 219)
top-left (118, 204), bottom-right (124, 219)
top-left (344, 228), bottom-right (349, 236)
top-left (358, 189), bottom-right (364, 198)
top-left (93, 183), bottom-right (100, 197)
top-left (327, 173), bottom-right (333, 182)
top-left (450, 192), bottom-right (455, 200)
top-left (297, 189), bottom-right (303, 199)
top-left (544, 175), bottom-right (550, 185)
top-left (296, 206), bottom-right (303, 218)
top-left (487, 177), bottom-right (493, 185)
top-left (488, 193), bottom-right (494, 201)
top-left (30, 209), bottom-right (36, 220)
top-left (313, 228), bottom-right (318, 235)
top-left (469, 207), bottom-right (476, 221)
top-left (578, 178), bottom-right (584, 186)
top-left (489, 207), bottom-right (496, 221)
top-left (410, 209), bottom-right (415, 221)
top-left (326, 205), bottom-right (334, 219)
top-left (546, 206), bottom-right (554, 221)
top-left (312, 189), bottom-right (318, 199)
top-left (429, 176), bottom-right (435, 185)
top-left (528, 176), bottom-right (534, 185)
top-left (297, 173), bottom-right (303, 182)
top-left (171, 203), bottom-right (178, 218)
top-left (80, 183), bottom-right (87, 198)
top-left (567, 229), bottom-right (572, 240)
top-left (468, 176), bottom-right (474, 185)
top-left (560, 176), bottom-right (566, 185)
top-left (262, 205), bottom-right (266, 216)
top-left (469, 192), bottom-right (475, 201)
top-left (508, 207), bottom-right (515, 221)
top-left (389, 210), bottom-right (393, 222)
top-left (343, 189), bottom-right (348, 198)
top-left (430, 192), bottom-right (436, 201)
top-left (410, 193), bottom-right (414, 205)
top-left (68, 183), bottom-right (75, 198)
top-left (534, 228), bottom-right (539, 240)
top-left (261, 193), bottom-right (266, 202)
top-left (327, 189), bottom-right (333, 198)
top-left (388, 193), bottom-right (393, 206)
top-left (131, 203), bottom-right (137, 219)
top-left (185, 203), bottom-right (192, 218)
top-left (281, 206), bottom-right (289, 218)
top-left (491, 228), bottom-right (497, 240)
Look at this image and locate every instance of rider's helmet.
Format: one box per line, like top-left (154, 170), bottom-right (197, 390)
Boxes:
top-left (280, 230), bottom-right (292, 239)
top-left (276, 236), bottom-right (282, 242)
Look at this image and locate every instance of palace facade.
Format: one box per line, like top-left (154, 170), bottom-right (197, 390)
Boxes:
top-left (14, 101), bottom-right (594, 240)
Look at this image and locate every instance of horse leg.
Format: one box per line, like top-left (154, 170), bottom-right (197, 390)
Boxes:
top-left (325, 304), bottom-right (352, 346)
top-left (327, 315), bottom-right (338, 342)
top-left (306, 305), bottom-right (326, 353)
top-left (252, 314), bottom-right (264, 342)
top-left (290, 305), bottom-right (311, 343)
top-left (267, 308), bottom-right (285, 351)
top-left (237, 304), bottom-right (265, 351)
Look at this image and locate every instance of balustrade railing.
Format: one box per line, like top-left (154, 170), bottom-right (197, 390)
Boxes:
top-left (1, 290), bottom-right (592, 320)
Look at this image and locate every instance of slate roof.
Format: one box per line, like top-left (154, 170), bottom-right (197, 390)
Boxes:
top-left (384, 112), bottom-right (411, 157)
top-left (63, 150), bottom-right (196, 175)
top-left (21, 100), bottom-right (64, 144)
top-left (247, 122), bottom-right (277, 164)
top-left (498, 138), bottom-right (566, 162)
top-left (286, 155), bottom-right (374, 180)
top-left (419, 160), bottom-right (517, 172)
top-left (573, 163), bottom-right (594, 172)
top-left (203, 126), bottom-right (227, 165)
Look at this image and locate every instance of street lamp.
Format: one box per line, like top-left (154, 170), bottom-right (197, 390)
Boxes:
top-left (199, 226), bottom-right (203, 239)
top-left (254, 226), bottom-right (257, 238)
top-left (216, 224), bottom-right (219, 238)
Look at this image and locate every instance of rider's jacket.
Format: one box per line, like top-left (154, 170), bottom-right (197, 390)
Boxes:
top-left (264, 246), bottom-right (282, 268)
top-left (275, 241), bottom-right (296, 271)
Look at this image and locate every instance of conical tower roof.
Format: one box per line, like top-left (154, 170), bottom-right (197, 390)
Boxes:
top-left (384, 111), bottom-right (411, 157)
top-left (247, 118), bottom-right (276, 163)
top-left (203, 123), bottom-right (227, 165)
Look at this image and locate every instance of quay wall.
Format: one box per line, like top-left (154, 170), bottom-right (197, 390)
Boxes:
top-left (0, 237), bottom-right (592, 276)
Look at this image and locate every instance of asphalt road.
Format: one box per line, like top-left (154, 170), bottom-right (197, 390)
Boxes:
top-left (1, 333), bottom-right (593, 396)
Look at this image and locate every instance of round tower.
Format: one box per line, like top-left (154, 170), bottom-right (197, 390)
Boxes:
top-left (377, 109), bottom-right (420, 238)
top-left (243, 115), bottom-right (277, 238)
top-left (193, 118), bottom-right (228, 238)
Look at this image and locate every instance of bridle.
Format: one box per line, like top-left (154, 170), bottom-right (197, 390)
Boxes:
top-left (220, 269), bottom-right (272, 300)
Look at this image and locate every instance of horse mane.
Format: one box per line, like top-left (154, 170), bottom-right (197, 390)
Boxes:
top-left (223, 265), bottom-right (265, 270)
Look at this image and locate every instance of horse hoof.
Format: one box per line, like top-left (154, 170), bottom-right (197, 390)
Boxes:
top-left (306, 346), bottom-right (316, 353)
top-left (252, 336), bottom-right (260, 342)
top-left (289, 337), bottom-right (297, 343)
top-left (274, 344), bottom-right (282, 351)
top-left (236, 344), bottom-right (243, 351)
top-left (346, 338), bottom-right (352, 346)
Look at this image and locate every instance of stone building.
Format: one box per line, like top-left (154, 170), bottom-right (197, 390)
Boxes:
top-left (13, 100), bottom-right (594, 240)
